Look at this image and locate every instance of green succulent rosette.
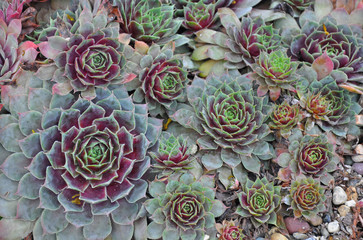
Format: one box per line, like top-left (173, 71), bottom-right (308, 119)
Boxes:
top-left (251, 49), bottom-right (299, 101)
top-left (0, 70), bottom-right (162, 240)
top-left (149, 132), bottom-right (193, 176)
top-left (288, 176), bottom-right (327, 220)
top-left (236, 177), bottom-right (281, 227)
top-left (297, 70), bottom-right (361, 137)
top-left (145, 173), bottom-right (226, 240)
top-left (192, 8), bottom-right (281, 76)
top-left (170, 0), bottom-right (261, 18)
top-left (276, 130), bottom-right (339, 185)
top-left (216, 220), bottom-right (246, 240)
top-left (269, 101), bottom-right (301, 138)
top-left (289, 14), bottom-right (363, 92)
top-left (171, 73), bottom-right (274, 179)
top-left (282, 0), bottom-right (314, 11)
top-left (133, 43), bottom-right (188, 117)
top-left (112, 0), bottom-right (183, 45)
top-left (34, 0), bottom-right (107, 42)
top-left (182, 1), bottom-right (218, 33)
top-left (38, 7), bottom-right (137, 100)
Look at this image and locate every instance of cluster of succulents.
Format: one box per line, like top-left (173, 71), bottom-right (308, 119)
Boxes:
top-left (0, 0), bottom-right (362, 239)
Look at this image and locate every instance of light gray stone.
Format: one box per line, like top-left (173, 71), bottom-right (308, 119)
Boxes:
top-left (292, 233), bottom-right (308, 239)
top-left (345, 200), bottom-right (356, 208)
top-left (321, 227), bottom-right (329, 238)
top-left (327, 221), bottom-right (340, 233)
top-left (333, 186), bottom-right (347, 205)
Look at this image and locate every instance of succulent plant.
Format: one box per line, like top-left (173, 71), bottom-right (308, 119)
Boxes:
top-left (0, 19), bottom-right (37, 84)
top-left (0, 0), bottom-right (31, 24)
top-left (298, 73), bottom-right (361, 137)
top-left (330, 0), bottom-right (362, 13)
top-left (276, 130), bottom-right (339, 185)
top-left (38, 8), bottom-right (136, 100)
top-left (35, 0), bottom-right (106, 41)
top-left (112, 0), bottom-right (183, 45)
top-left (182, 1), bottom-right (218, 32)
top-left (192, 8), bottom-right (281, 75)
top-left (170, 0), bottom-right (261, 17)
top-left (133, 43), bottom-right (188, 117)
top-left (250, 49), bottom-right (299, 101)
top-left (289, 15), bottom-right (363, 92)
top-left (0, 70), bottom-right (162, 239)
top-left (283, 0), bottom-right (314, 11)
top-left (144, 173), bottom-right (226, 240)
top-left (288, 176), bottom-right (327, 220)
top-left (269, 101), bottom-right (301, 138)
top-left (149, 132), bottom-right (193, 176)
top-left (236, 177), bottom-right (281, 227)
top-left (216, 220), bottom-right (246, 240)
top-left (171, 73), bottom-right (274, 176)
top-left (311, 0), bottom-right (363, 28)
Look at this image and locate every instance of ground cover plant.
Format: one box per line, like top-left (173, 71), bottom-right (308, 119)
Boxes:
top-left (0, 0), bottom-right (362, 239)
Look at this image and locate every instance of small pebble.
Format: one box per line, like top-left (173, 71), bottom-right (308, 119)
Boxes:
top-left (292, 232), bottom-right (308, 239)
top-left (337, 205), bottom-right (350, 217)
top-left (352, 155), bottom-right (363, 162)
top-left (355, 144), bottom-right (363, 154)
top-left (346, 226), bottom-right (353, 235)
top-left (345, 199), bottom-right (356, 208)
top-left (256, 238), bottom-right (265, 240)
top-left (345, 156), bottom-right (354, 165)
top-left (308, 215), bottom-right (323, 226)
top-left (321, 227), bottom-right (329, 237)
top-left (190, 144), bottom-right (198, 155)
top-left (323, 214), bottom-right (331, 223)
top-left (352, 163), bottom-right (363, 174)
top-left (284, 217), bottom-right (310, 234)
top-left (327, 221), bottom-right (340, 233)
top-left (270, 233), bottom-right (287, 240)
top-left (332, 186), bottom-right (348, 205)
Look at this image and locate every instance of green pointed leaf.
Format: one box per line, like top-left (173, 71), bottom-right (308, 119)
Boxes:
top-left (28, 88), bottom-right (52, 113)
top-left (181, 229), bottom-right (197, 240)
top-left (201, 152), bottom-right (223, 171)
top-left (221, 148), bottom-right (241, 167)
top-left (210, 200), bottom-right (227, 217)
top-left (41, 208), bottom-right (69, 234)
top-left (0, 123), bottom-right (24, 152)
top-left (162, 228), bottom-right (179, 240)
top-left (149, 181), bottom-right (166, 198)
top-left (147, 221), bottom-right (164, 239)
top-left (0, 219), bottom-right (34, 240)
top-left (83, 215), bottom-right (111, 240)
top-left (240, 155), bottom-right (260, 174)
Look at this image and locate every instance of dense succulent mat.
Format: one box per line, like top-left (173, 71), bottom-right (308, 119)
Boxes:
top-left (0, 0), bottom-right (362, 239)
